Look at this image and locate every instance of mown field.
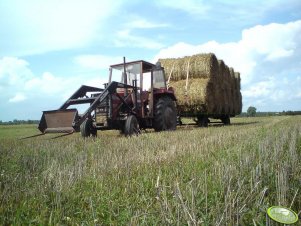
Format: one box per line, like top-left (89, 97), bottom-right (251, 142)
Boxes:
top-left (0, 116), bottom-right (300, 225)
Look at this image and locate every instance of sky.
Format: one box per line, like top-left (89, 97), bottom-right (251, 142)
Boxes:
top-left (0, 0), bottom-right (301, 121)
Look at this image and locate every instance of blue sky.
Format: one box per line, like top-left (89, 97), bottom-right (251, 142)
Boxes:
top-left (1, 0), bottom-right (301, 121)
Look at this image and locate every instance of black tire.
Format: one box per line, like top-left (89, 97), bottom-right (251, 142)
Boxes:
top-left (119, 126), bottom-right (125, 135)
top-left (197, 117), bottom-right (209, 127)
top-left (80, 118), bottom-right (97, 137)
top-left (154, 96), bottom-right (177, 132)
top-left (124, 115), bottom-right (140, 136)
top-left (221, 115), bottom-right (230, 125)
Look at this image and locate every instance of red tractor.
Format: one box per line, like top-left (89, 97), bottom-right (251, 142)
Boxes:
top-left (38, 58), bottom-right (177, 137)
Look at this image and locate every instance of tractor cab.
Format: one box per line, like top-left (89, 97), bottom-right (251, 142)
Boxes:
top-left (109, 60), bottom-right (166, 90)
top-left (108, 60), bottom-right (171, 118)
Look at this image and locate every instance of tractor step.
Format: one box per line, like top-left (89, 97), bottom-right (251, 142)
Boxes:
top-left (38, 109), bottom-right (79, 134)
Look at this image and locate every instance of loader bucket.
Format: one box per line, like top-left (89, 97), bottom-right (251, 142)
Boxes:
top-left (38, 109), bottom-right (79, 134)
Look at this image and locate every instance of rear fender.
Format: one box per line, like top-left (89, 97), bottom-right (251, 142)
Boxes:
top-left (154, 91), bottom-right (177, 102)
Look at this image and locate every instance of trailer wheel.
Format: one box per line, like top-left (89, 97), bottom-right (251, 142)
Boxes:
top-left (221, 116), bottom-right (230, 125)
top-left (124, 115), bottom-right (140, 136)
top-left (154, 96), bottom-right (177, 131)
top-left (177, 116), bottom-right (183, 126)
top-left (80, 118), bottom-right (97, 137)
top-left (197, 116), bottom-right (209, 127)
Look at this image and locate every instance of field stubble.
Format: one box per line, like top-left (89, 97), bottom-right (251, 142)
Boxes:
top-left (0, 116), bottom-right (300, 225)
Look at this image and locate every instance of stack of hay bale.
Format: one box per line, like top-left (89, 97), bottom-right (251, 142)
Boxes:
top-left (159, 53), bottom-right (242, 115)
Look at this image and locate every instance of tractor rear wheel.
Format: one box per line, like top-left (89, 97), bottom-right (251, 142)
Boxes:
top-left (124, 115), bottom-right (140, 136)
top-left (80, 118), bottom-right (97, 137)
top-left (154, 96), bottom-right (177, 132)
top-left (197, 116), bottom-right (209, 127)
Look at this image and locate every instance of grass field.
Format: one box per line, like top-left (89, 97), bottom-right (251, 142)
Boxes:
top-left (0, 116), bottom-right (300, 225)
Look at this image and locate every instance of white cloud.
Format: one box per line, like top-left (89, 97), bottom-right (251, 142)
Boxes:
top-left (24, 71), bottom-right (108, 98)
top-left (125, 17), bottom-right (169, 29)
top-left (9, 93), bottom-right (27, 103)
top-left (265, 49), bottom-right (294, 61)
top-left (74, 55), bottom-right (124, 70)
top-left (24, 72), bottom-right (71, 95)
top-left (83, 77), bottom-right (108, 89)
top-left (243, 75), bottom-right (300, 104)
top-left (242, 79), bottom-right (275, 98)
top-left (156, 0), bottom-right (300, 27)
top-left (113, 16), bottom-right (168, 50)
top-left (0, 57), bottom-right (107, 106)
top-left (154, 20), bottom-right (301, 111)
top-left (0, 57), bottom-right (33, 85)
top-left (0, 0), bottom-right (122, 56)
top-left (240, 21), bottom-right (300, 61)
top-left (114, 29), bottom-right (164, 49)
top-left (155, 20), bottom-right (301, 84)
top-left (157, 0), bottom-right (210, 15)
top-left (0, 56), bottom-right (110, 120)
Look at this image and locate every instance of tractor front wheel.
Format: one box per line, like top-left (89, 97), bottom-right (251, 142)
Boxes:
top-left (124, 115), bottom-right (140, 136)
top-left (154, 96), bottom-right (177, 132)
top-left (80, 118), bottom-right (97, 137)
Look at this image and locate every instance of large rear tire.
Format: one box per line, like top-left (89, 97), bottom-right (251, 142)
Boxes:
top-left (124, 115), bottom-right (140, 136)
top-left (80, 118), bottom-right (97, 137)
top-left (154, 96), bottom-right (177, 132)
top-left (197, 116), bottom-right (209, 127)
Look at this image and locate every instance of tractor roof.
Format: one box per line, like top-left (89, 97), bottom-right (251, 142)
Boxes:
top-left (110, 60), bottom-right (155, 73)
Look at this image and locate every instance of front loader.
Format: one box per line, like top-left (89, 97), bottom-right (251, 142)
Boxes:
top-left (38, 58), bottom-right (177, 137)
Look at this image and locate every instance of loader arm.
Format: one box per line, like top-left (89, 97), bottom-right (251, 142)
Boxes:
top-left (38, 82), bottom-right (135, 134)
top-left (59, 85), bottom-right (104, 110)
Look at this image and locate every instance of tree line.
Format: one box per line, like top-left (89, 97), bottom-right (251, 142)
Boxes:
top-left (0, 119), bottom-right (39, 125)
top-left (239, 106), bottom-right (301, 117)
top-left (1, 109), bottom-right (301, 125)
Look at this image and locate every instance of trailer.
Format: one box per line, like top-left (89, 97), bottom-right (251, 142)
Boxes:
top-left (160, 53), bottom-right (242, 127)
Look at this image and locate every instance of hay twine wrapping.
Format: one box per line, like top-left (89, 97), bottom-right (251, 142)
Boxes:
top-left (159, 53), bottom-right (242, 115)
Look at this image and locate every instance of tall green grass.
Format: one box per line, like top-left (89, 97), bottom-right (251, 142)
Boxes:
top-left (0, 116), bottom-right (300, 225)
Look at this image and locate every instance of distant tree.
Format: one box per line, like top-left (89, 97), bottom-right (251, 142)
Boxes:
top-left (247, 106), bottom-right (257, 117)
top-left (0, 119), bottom-right (39, 125)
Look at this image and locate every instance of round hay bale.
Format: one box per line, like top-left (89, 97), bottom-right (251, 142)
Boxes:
top-left (234, 72), bottom-right (241, 90)
top-left (222, 66), bottom-right (231, 114)
top-left (159, 53), bottom-right (219, 82)
top-left (217, 60), bottom-right (227, 114)
top-left (233, 72), bottom-right (242, 114)
top-left (228, 68), bottom-right (236, 115)
top-left (170, 78), bottom-right (216, 114)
